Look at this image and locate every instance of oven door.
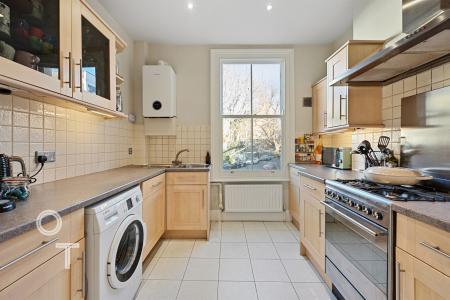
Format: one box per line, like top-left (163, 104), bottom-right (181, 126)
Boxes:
top-left (322, 199), bottom-right (388, 300)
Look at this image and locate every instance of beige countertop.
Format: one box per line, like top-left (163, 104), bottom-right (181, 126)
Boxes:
top-left (391, 201), bottom-right (450, 232)
top-left (0, 165), bottom-right (209, 243)
top-left (289, 164), bottom-right (363, 182)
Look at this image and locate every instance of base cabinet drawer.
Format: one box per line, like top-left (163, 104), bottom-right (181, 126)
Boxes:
top-left (0, 209), bottom-right (84, 291)
top-left (396, 247), bottom-right (450, 300)
top-left (397, 214), bottom-right (450, 277)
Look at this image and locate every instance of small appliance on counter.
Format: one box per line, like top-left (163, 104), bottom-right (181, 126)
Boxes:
top-left (322, 147), bottom-right (352, 170)
top-left (0, 154), bottom-right (31, 211)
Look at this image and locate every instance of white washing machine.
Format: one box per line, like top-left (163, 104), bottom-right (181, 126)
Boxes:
top-left (85, 186), bottom-right (146, 300)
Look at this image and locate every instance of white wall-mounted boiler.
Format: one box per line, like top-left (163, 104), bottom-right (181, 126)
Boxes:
top-left (142, 65), bottom-right (176, 118)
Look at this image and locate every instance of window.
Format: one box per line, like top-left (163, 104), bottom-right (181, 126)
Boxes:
top-left (211, 49), bottom-right (295, 181)
top-left (222, 63), bottom-right (283, 171)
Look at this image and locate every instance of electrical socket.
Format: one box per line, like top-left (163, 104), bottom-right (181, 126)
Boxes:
top-left (128, 148), bottom-right (133, 155)
top-left (35, 151), bottom-right (56, 163)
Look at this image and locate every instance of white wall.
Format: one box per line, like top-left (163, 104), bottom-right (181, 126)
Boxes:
top-left (137, 44), bottom-right (331, 135)
top-left (353, 0), bottom-right (402, 40)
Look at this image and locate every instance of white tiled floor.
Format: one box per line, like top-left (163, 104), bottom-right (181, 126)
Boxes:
top-left (137, 221), bottom-right (335, 300)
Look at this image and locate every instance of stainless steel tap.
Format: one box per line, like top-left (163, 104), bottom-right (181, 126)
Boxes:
top-left (172, 149), bottom-right (189, 166)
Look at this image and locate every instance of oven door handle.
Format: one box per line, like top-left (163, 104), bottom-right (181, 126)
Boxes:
top-left (321, 201), bottom-right (386, 237)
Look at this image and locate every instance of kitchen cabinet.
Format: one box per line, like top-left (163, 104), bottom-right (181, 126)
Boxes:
top-left (141, 174), bottom-right (166, 259)
top-left (395, 213), bottom-right (450, 299)
top-left (312, 77), bottom-right (327, 134)
top-left (0, 0), bottom-right (72, 96)
top-left (299, 176), bottom-right (325, 273)
top-left (0, 209), bottom-right (85, 299)
top-left (71, 0), bottom-right (117, 110)
top-left (325, 41), bottom-right (384, 131)
top-left (289, 167), bottom-right (301, 228)
top-left (0, 0), bottom-right (125, 113)
top-left (166, 172), bottom-right (210, 239)
top-left (396, 247), bottom-right (450, 300)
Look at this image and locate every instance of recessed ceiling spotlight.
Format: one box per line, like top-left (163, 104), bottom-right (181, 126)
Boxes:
top-left (187, 2), bottom-right (194, 10)
top-left (266, 3), bottom-right (273, 11)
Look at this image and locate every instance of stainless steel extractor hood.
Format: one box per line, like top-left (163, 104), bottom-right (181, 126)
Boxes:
top-left (332, 0), bottom-right (450, 86)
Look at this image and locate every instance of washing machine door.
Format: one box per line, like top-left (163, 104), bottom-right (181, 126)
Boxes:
top-left (107, 214), bottom-right (144, 289)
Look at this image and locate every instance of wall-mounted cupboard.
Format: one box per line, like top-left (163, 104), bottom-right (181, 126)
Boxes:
top-left (0, 0), bottom-right (126, 115)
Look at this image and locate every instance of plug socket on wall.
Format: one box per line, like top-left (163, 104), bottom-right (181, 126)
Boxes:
top-left (35, 151), bottom-right (56, 163)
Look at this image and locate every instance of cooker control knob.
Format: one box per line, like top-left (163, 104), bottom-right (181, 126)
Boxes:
top-left (347, 200), bottom-right (355, 207)
top-left (373, 211), bottom-right (383, 220)
top-left (355, 204), bottom-right (362, 211)
top-left (363, 207), bottom-right (372, 215)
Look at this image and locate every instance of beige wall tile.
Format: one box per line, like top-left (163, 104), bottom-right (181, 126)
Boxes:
top-left (417, 70), bottom-right (432, 88)
top-left (403, 76), bottom-right (416, 92)
top-left (432, 65), bottom-right (444, 83)
top-left (382, 84), bottom-right (393, 98)
top-left (0, 94), bottom-right (12, 110)
top-left (0, 110), bottom-right (12, 126)
top-left (13, 97), bottom-right (29, 112)
top-left (393, 81), bottom-right (404, 95)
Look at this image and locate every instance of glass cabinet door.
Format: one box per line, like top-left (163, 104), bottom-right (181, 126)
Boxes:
top-left (72, 1), bottom-right (116, 111)
top-left (0, 0), bottom-right (71, 95)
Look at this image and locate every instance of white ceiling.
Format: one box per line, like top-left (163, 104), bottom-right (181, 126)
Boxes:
top-left (98, 0), bottom-right (355, 45)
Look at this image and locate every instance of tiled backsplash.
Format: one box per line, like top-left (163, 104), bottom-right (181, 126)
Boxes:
top-left (341, 62), bottom-right (450, 170)
top-left (147, 125), bottom-right (210, 165)
top-left (0, 94), bottom-right (135, 185)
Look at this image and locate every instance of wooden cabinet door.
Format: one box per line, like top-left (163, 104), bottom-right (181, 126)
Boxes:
top-left (167, 185), bottom-right (208, 231)
top-left (71, 0), bottom-right (116, 110)
top-left (70, 238), bottom-right (85, 300)
top-left (0, 0), bottom-right (72, 96)
top-left (0, 250), bottom-right (71, 300)
top-left (312, 78), bottom-right (327, 133)
top-left (289, 182), bottom-right (300, 224)
top-left (142, 184), bottom-right (166, 259)
top-left (327, 47), bottom-right (348, 128)
top-left (396, 247), bottom-right (450, 300)
top-left (301, 192), bottom-right (325, 271)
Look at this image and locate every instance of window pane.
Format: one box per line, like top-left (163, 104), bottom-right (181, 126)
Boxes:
top-left (252, 64), bottom-right (281, 115)
top-left (222, 64), bottom-right (251, 115)
top-left (252, 118), bottom-right (282, 170)
top-left (223, 118), bottom-right (251, 170)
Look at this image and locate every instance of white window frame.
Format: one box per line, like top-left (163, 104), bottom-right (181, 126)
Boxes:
top-left (210, 49), bottom-right (295, 182)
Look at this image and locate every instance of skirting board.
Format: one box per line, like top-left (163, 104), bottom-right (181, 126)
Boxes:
top-left (210, 210), bottom-right (293, 222)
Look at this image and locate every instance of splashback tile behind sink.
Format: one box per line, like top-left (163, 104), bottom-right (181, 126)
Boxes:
top-left (147, 125), bottom-right (210, 165)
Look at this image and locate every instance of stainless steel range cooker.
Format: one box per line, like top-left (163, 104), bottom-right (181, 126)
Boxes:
top-left (323, 179), bottom-right (450, 300)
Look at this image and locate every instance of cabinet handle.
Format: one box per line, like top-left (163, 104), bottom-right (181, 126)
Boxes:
top-left (339, 94), bottom-right (347, 120)
top-left (202, 190), bottom-right (205, 209)
top-left (420, 241), bottom-right (450, 259)
top-left (75, 59), bottom-right (83, 92)
top-left (152, 181), bottom-right (163, 188)
top-left (396, 262), bottom-right (405, 300)
top-left (318, 211), bottom-right (322, 237)
top-left (324, 112), bottom-right (327, 129)
top-left (77, 251), bottom-right (86, 298)
top-left (63, 52), bottom-right (72, 88)
top-left (0, 238), bottom-right (59, 271)
top-left (303, 184), bottom-right (317, 191)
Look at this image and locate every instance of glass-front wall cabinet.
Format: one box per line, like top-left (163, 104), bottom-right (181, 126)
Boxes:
top-left (0, 0), bottom-right (118, 111)
top-left (0, 0), bottom-right (71, 95)
top-left (72, 1), bottom-right (116, 111)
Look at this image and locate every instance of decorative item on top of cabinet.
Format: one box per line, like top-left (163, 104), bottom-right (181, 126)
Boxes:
top-left (141, 174), bottom-right (166, 260)
top-left (165, 172), bottom-right (210, 239)
top-left (325, 41), bottom-right (384, 131)
top-left (312, 77), bottom-right (327, 134)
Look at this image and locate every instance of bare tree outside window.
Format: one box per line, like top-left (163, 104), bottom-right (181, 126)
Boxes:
top-left (222, 63), bottom-right (283, 171)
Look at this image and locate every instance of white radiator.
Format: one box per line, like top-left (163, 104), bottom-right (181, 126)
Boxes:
top-left (224, 184), bottom-right (283, 213)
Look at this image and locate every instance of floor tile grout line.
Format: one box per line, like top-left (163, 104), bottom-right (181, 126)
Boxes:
top-left (243, 222), bottom-right (260, 300)
top-left (174, 240), bottom-right (195, 300)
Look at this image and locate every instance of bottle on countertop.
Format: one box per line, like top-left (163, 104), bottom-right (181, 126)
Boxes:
top-left (205, 152), bottom-right (211, 165)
